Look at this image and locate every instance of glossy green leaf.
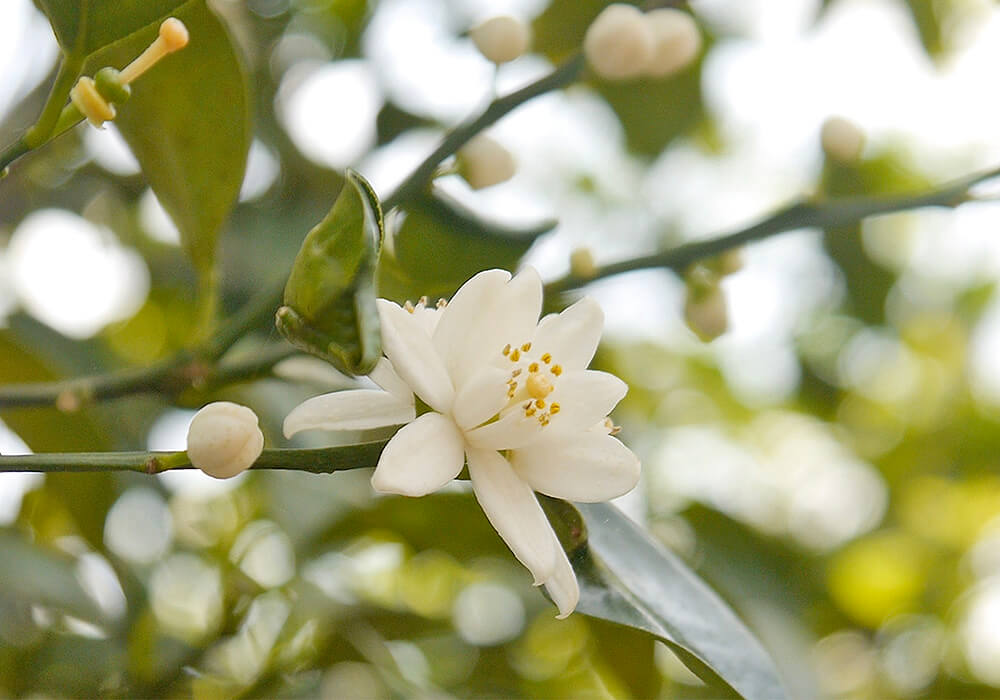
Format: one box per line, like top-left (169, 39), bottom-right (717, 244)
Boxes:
top-left (111, 0), bottom-right (250, 278)
top-left (277, 170), bottom-right (384, 376)
top-left (35, 0), bottom-right (189, 58)
top-left (0, 530), bottom-right (104, 623)
top-left (573, 503), bottom-right (789, 700)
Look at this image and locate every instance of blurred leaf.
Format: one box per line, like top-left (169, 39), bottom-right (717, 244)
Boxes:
top-left (0, 529), bottom-right (103, 622)
top-left (277, 170), bottom-right (384, 375)
top-left (34, 0), bottom-right (189, 58)
top-left (112, 0), bottom-right (250, 278)
top-left (904, 0), bottom-right (944, 56)
top-left (573, 503), bottom-right (789, 700)
top-left (390, 190), bottom-right (553, 299)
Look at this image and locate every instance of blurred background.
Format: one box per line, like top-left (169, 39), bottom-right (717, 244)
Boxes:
top-left (5, 0), bottom-right (1000, 697)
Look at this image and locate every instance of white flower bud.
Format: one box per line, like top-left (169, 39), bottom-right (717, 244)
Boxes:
top-left (821, 116), bottom-right (866, 164)
top-left (643, 9), bottom-right (701, 78)
top-left (584, 4), bottom-right (654, 81)
top-left (471, 15), bottom-right (532, 64)
top-left (458, 134), bottom-right (516, 189)
top-left (684, 286), bottom-right (728, 342)
top-left (186, 402), bottom-right (264, 479)
top-left (570, 247), bottom-right (597, 279)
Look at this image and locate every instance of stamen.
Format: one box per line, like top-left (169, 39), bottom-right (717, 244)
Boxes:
top-left (541, 353), bottom-right (552, 364)
top-left (540, 414), bottom-right (551, 426)
top-left (418, 295), bottom-right (428, 307)
top-left (521, 342), bottom-right (532, 352)
top-left (528, 362), bottom-right (539, 373)
top-left (436, 298), bottom-right (448, 308)
top-left (403, 300), bottom-right (415, 313)
top-left (609, 425), bottom-right (621, 436)
top-left (502, 344), bottom-right (511, 356)
top-left (550, 403), bottom-right (561, 415)
top-left (510, 349), bottom-right (521, 361)
top-left (511, 369), bottom-right (522, 377)
top-left (525, 406), bottom-right (537, 417)
top-left (551, 365), bottom-right (563, 376)
top-left (535, 399), bottom-right (546, 409)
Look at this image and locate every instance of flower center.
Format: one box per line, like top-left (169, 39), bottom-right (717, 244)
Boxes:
top-left (501, 342), bottom-right (563, 427)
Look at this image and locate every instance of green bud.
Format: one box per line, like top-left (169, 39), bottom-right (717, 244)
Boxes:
top-left (276, 170), bottom-right (384, 376)
top-left (94, 67), bottom-right (131, 106)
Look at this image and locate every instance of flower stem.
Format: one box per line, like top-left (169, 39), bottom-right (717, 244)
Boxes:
top-left (0, 441), bottom-right (387, 475)
top-left (382, 53), bottom-right (586, 212)
top-left (544, 163), bottom-right (1000, 296)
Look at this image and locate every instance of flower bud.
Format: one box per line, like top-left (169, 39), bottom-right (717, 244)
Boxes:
top-left (643, 9), bottom-right (701, 78)
top-left (471, 15), bottom-right (532, 64)
top-left (457, 134), bottom-right (516, 189)
top-left (684, 285), bottom-right (728, 342)
top-left (584, 4), bottom-right (654, 81)
top-left (821, 116), bottom-right (865, 164)
top-left (186, 402), bottom-right (264, 479)
top-left (569, 247), bottom-right (597, 279)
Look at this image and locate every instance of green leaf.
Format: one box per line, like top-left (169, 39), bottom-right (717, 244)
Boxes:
top-left (111, 0), bottom-right (250, 278)
top-left (35, 0), bottom-right (190, 58)
top-left (389, 191), bottom-right (554, 299)
top-left (0, 530), bottom-right (104, 623)
top-left (573, 503), bottom-right (789, 700)
top-left (277, 170), bottom-right (385, 376)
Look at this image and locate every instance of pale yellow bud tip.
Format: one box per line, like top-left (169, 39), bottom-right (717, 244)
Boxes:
top-left (186, 401), bottom-right (264, 479)
top-left (570, 247), bottom-right (597, 278)
top-left (821, 116), bottom-right (865, 164)
top-left (160, 18), bottom-right (189, 52)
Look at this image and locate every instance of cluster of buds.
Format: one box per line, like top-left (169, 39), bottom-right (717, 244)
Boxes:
top-left (683, 249), bottom-right (742, 342)
top-left (584, 4), bottom-right (701, 81)
top-left (69, 18), bottom-right (189, 128)
top-left (470, 15), bottom-right (532, 65)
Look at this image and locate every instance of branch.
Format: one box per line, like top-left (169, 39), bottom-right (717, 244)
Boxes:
top-left (544, 163), bottom-right (1000, 296)
top-left (382, 53), bottom-right (586, 212)
top-left (0, 440), bottom-right (387, 474)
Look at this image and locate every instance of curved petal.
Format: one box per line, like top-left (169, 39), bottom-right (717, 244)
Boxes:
top-left (532, 297), bottom-right (604, 371)
top-left (452, 366), bottom-right (511, 431)
top-left (545, 535), bottom-right (580, 619)
top-left (283, 390), bottom-right (415, 438)
top-left (377, 299), bottom-right (454, 413)
top-left (368, 357), bottom-right (413, 403)
top-left (464, 408), bottom-right (543, 451)
top-left (511, 432), bottom-right (640, 502)
top-left (467, 448), bottom-right (556, 585)
top-left (548, 370), bottom-right (628, 434)
top-left (434, 268), bottom-right (543, 389)
top-left (371, 412), bottom-right (465, 496)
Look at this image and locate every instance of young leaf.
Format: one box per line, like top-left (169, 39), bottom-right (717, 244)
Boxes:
top-left (277, 170), bottom-right (385, 376)
top-left (112, 0), bottom-right (250, 279)
top-left (573, 503), bottom-right (789, 700)
top-left (36, 0), bottom-right (190, 59)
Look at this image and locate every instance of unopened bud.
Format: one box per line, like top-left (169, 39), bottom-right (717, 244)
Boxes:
top-left (821, 116), bottom-right (865, 164)
top-left (570, 247), bottom-right (597, 278)
top-left (458, 134), bottom-right (516, 189)
top-left (186, 402), bottom-right (264, 479)
top-left (643, 9), bottom-right (701, 78)
top-left (584, 4), bottom-right (654, 81)
top-left (471, 16), bottom-right (532, 64)
top-left (684, 285), bottom-right (728, 342)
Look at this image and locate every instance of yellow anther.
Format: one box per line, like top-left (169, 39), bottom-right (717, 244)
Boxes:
top-left (510, 349), bottom-right (521, 362)
top-left (119, 18), bottom-right (190, 85)
top-left (436, 298), bottom-right (448, 308)
top-left (502, 344), bottom-right (511, 356)
top-left (526, 373), bottom-right (553, 399)
top-left (521, 342), bottom-right (532, 352)
top-left (418, 295), bottom-right (428, 307)
top-left (540, 414), bottom-right (550, 426)
top-left (404, 300), bottom-right (415, 313)
top-left (541, 353), bottom-right (552, 364)
top-left (551, 365), bottom-right (563, 376)
top-left (550, 403), bottom-right (560, 415)
top-left (70, 77), bottom-right (116, 126)
top-left (535, 399), bottom-right (546, 409)
top-left (511, 369), bottom-right (522, 377)
top-left (525, 406), bottom-right (536, 417)
top-left (528, 362), bottom-right (539, 373)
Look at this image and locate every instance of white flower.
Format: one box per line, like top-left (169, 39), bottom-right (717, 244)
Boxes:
top-left (187, 402), bottom-right (264, 479)
top-left (284, 268), bottom-right (641, 617)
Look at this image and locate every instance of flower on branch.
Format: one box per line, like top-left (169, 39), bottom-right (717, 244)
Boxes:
top-left (283, 268), bottom-right (641, 617)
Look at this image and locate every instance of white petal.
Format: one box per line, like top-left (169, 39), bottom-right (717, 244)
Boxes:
top-left (464, 408), bottom-right (543, 451)
top-left (452, 366), bottom-right (511, 431)
top-left (467, 448), bottom-right (556, 585)
top-left (532, 297), bottom-right (604, 371)
top-left (434, 268), bottom-right (543, 389)
top-left (368, 357), bottom-right (413, 403)
top-left (377, 299), bottom-right (454, 413)
top-left (371, 412), bottom-right (465, 496)
top-left (548, 370), bottom-right (628, 434)
top-left (283, 390), bottom-right (415, 437)
top-left (545, 535), bottom-right (580, 619)
top-left (511, 432), bottom-right (640, 502)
